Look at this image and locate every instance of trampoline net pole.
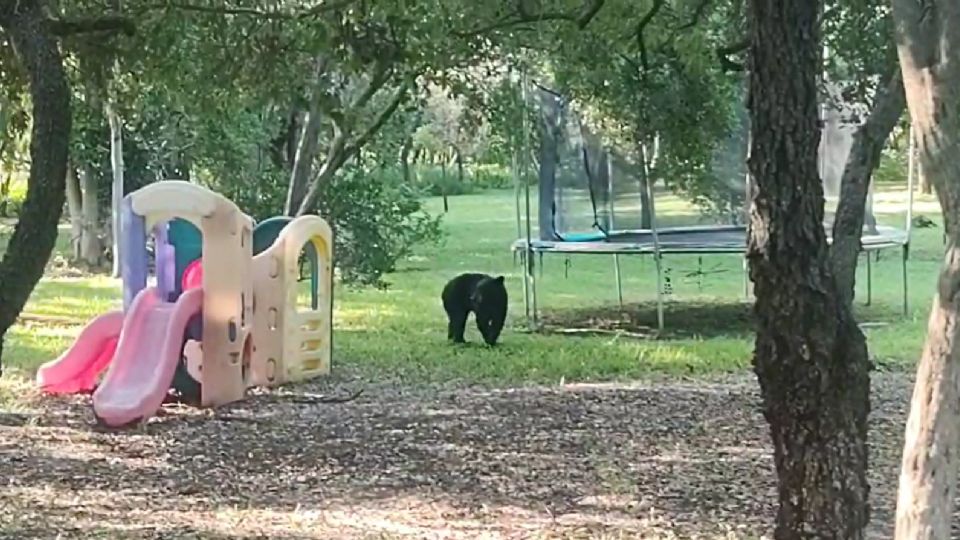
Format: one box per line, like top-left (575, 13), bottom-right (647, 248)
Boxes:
top-left (521, 69), bottom-right (538, 330)
top-left (607, 147), bottom-right (623, 305)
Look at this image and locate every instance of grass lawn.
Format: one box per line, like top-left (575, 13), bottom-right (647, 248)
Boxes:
top-left (0, 186), bottom-right (943, 407)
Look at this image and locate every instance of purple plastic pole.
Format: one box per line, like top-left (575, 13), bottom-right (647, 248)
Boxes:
top-left (153, 222), bottom-right (176, 301)
top-left (121, 196), bottom-right (148, 310)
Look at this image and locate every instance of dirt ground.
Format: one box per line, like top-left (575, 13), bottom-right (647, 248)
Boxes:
top-left (0, 369), bottom-right (924, 539)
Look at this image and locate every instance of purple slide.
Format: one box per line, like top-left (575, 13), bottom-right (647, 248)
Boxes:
top-left (92, 286), bottom-right (203, 427)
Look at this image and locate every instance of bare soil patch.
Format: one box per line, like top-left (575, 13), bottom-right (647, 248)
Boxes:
top-left (0, 370), bottom-right (916, 539)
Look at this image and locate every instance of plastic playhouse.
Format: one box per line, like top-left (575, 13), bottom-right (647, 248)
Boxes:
top-left (35, 181), bottom-right (333, 427)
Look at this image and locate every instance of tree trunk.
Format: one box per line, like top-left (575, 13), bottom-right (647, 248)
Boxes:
top-left (294, 135), bottom-right (348, 217)
top-left (105, 96), bottom-right (123, 277)
top-left (0, 174), bottom-right (11, 217)
top-left (400, 137), bottom-right (413, 184)
top-left (919, 160), bottom-right (931, 194)
top-left (747, 0), bottom-right (871, 537)
top-left (441, 157), bottom-right (449, 212)
top-left (65, 163), bottom-right (83, 260)
top-left (831, 68), bottom-right (906, 306)
top-left (285, 102), bottom-right (323, 215)
top-left (891, 1), bottom-right (960, 538)
top-left (455, 147), bottom-right (464, 185)
top-left (0, 1), bottom-right (71, 370)
top-left (78, 164), bottom-right (102, 266)
top-left (285, 58), bottom-right (329, 216)
top-left (537, 88), bottom-right (562, 240)
top-left (636, 134), bottom-right (653, 229)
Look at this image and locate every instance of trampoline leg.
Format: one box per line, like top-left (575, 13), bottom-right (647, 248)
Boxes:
top-left (654, 253), bottom-right (665, 333)
top-left (697, 256), bottom-right (703, 292)
top-left (520, 249), bottom-right (531, 327)
top-left (613, 254), bottom-right (623, 307)
top-left (865, 251), bottom-right (872, 307)
top-left (530, 250), bottom-right (539, 329)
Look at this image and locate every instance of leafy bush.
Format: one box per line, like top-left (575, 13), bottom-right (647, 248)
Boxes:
top-left (409, 163), bottom-right (514, 197)
top-left (470, 164), bottom-right (514, 190)
top-left (0, 178), bottom-right (26, 218)
top-left (205, 163), bottom-right (443, 289)
top-left (417, 166), bottom-right (474, 196)
top-left (315, 167), bottom-right (444, 288)
top-left (874, 146), bottom-right (908, 186)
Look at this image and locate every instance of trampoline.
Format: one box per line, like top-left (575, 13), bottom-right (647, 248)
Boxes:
top-left (511, 76), bottom-right (914, 331)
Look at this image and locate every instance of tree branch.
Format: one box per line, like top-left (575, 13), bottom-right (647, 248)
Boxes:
top-left (350, 63), bottom-right (393, 112)
top-left (49, 16), bottom-right (136, 36)
top-left (635, 0), bottom-right (665, 72)
top-left (676, 0), bottom-right (712, 31)
top-left (717, 37), bottom-right (748, 72)
top-left (138, 0), bottom-right (357, 20)
top-left (451, 0), bottom-right (606, 37)
top-left (346, 82), bottom-right (410, 156)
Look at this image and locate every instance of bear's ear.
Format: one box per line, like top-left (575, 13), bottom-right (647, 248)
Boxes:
top-left (495, 275), bottom-right (505, 283)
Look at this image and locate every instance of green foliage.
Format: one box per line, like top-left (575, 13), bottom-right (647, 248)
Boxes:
top-left (0, 178), bottom-right (26, 217)
top-left (314, 166), bottom-right (444, 288)
top-left (411, 163), bottom-right (513, 196)
top-left (470, 164), bottom-right (514, 190)
top-left (0, 188), bottom-right (938, 393)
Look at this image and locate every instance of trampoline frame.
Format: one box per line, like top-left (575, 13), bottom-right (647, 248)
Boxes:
top-left (511, 93), bottom-right (916, 332)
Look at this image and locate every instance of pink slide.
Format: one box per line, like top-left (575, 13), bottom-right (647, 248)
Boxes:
top-left (36, 311), bottom-right (125, 394)
top-left (92, 286), bottom-right (203, 427)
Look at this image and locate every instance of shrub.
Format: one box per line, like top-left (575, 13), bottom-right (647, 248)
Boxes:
top-left (316, 167), bottom-right (444, 288)
top-left (0, 178), bottom-right (27, 218)
top-left (204, 164), bottom-right (444, 289)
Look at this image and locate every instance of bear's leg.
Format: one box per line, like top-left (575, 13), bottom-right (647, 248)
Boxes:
top-left (447, 309), bottom-right (469, 343)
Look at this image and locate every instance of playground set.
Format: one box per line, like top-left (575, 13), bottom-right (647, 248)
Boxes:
top-left (35, 181), bottom-right (334, 427)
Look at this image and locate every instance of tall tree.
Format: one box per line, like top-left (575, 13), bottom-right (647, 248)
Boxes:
top-left (746, 0), bottom-right (871, 537)
top-left (891, 1), bottom-right (960, 538)
top-left (0, 1), bottom-right (71, 371)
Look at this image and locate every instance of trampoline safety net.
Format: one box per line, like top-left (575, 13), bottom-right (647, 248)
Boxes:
top-left (531, 81), bottom-right (883, 246)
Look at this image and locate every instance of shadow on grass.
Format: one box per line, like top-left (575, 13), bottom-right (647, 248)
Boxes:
top-left (539, 300), bottom-right (755, 340)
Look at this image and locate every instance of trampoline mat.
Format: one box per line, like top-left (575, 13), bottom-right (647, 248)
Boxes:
top-left (515, 225), bottom-right (908, 255)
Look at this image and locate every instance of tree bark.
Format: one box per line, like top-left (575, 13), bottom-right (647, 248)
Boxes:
top-left (295, 82), bottom-right (409, 217)
top-left (105, 95), bottom-right (123, 277)
top-left (65, 163), bottom-right (83, 260)
top-left (634, 131), bottom-right (653, 229)
top-left (891, 1), bottom-right (960, 538)
top-left (831, 68), bottom-right (906, 306)
top-left (537, 88), bottom-right (562, 240)
top-left (918, 160), bottom-right (931, 194)
top-left (78, 164), bottom-right (102, 266)
top-left (0, 0), bottom-right (71, 370)
top-left (747, 0), bottom-right (871, 538)
top-left (400, 137), bottom-right (413, 184)
top-left (284, 86), bottom-right (324, 216)
top-left (454, 146), bottom-right (464, 185)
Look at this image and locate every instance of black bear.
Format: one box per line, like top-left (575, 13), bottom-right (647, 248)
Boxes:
top-left (441, 273), bottom-right (508, 346)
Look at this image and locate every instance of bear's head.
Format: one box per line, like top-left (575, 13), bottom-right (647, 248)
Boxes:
top-left (470, 275), bottom-right (508, 346)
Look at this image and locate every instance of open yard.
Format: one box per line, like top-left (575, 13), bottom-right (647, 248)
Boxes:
top-left (0, 187), bottom-right (947, 538)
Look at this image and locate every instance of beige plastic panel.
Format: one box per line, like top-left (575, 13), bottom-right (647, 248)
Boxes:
top-left (129, 180), bottom-right (241, 230)
top-left (199, 198), bottom-right (254, 407)
top-left (249, 215), bottom-right (333, 387)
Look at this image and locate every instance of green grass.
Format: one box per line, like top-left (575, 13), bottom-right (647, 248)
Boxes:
top-left (0, 186), bottom-right (945, 406)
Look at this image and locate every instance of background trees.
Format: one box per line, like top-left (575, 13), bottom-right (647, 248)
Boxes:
top-left (0, 1), bottom-right (927, 536)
